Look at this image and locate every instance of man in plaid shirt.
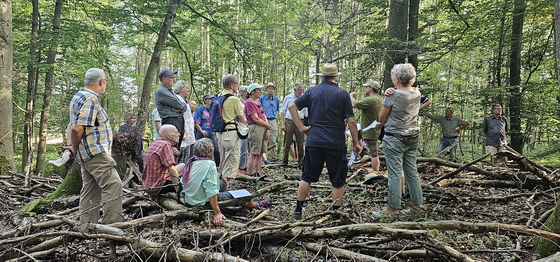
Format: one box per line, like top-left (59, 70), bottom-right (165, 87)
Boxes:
top-left (143, 125), bottom-right (185, 196)
top-left (67, 68), bottom-right (122, 224)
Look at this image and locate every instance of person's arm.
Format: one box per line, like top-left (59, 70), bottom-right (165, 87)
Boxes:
top-left (374, 105), bottom-right (391, 129)
top-left (157, 89), bottom-right (188, 112)
top-left (347, 116), bottom-right (362, 155)
top-left (250, 113), bottom-right (271, 129)
top-left (208, 194), bottom-right (226, 226)
top-left (384, 87), bottom-right (396, 96)
top-left (419, 100), bottom-right (432, 111)
top-left (456, 122), bottom-right (470, 133)
top-left (195, 122), bottom-right (207, 137)
top-left (424, 115), bottom-right (435, 120)
top-left (155, 120), bottom-right (161, 132)
top-left (289, 103), bottom-right (309, 135)
top-left (68, 124), bottom-right (85, 159)
top-left (350, 92), bottom-right (358, 108)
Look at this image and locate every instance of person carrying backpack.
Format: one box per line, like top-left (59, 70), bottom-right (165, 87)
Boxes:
top-left (214, 74), bottom-right (247, 184)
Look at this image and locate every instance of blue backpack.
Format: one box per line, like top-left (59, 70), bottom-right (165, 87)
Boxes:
top-left (210, 93), bottom-right (234, 132)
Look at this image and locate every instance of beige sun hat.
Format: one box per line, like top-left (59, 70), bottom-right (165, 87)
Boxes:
top-left (316, 63), bottom-right (342, 76)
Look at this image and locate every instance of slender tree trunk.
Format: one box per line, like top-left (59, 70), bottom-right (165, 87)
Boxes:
top-left (35, 0), bottom-right (63, 176)
top-left (508, 0), bottom-right (525, 154)
top-left (383, 0), bottom-right (408, 88)
top-left (22, 0), bottom-right (40, 174)
top-left (555, 0), bottom-right (560, 117)
top-left (0, 0), bottom-right (14, 173)
top-left (407, 0), bottom-right (419, 70)
top-left (137, 0), bottom-right (181, 133)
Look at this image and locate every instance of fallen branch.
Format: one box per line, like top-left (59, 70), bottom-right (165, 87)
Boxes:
top-left (301, 242), bottom-right (388, 262)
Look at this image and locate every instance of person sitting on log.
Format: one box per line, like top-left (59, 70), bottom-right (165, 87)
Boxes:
top-left (142, 124), bottom-right (184, 197)
top-left (181, 138), bottom-right (270, 227)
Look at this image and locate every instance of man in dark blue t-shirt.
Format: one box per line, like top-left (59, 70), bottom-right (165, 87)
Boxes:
top-left (288, 63), bottom-right (362, 218)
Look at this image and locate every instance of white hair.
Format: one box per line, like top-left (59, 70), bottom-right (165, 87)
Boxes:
top-left (84, 68), bottom-right (105, 85)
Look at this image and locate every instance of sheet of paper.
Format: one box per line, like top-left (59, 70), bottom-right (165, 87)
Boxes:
top-left (228, 189), bottom-right (252, 198)
top-left (361, 120), bottom-right (378, 132)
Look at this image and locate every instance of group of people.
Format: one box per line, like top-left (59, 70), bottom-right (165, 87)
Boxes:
top-left (65, 63), bottom-right (509, 226)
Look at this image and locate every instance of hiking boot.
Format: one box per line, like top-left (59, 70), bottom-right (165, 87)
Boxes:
top-left (257, 198), bottom-right (271, 207)
top-left (263, 160), bottom-right (271, 165)
top-left (294, 210), bottom-right (302, 219)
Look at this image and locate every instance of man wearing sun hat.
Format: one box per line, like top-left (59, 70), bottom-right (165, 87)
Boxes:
top-left (288, 63), bottom-right (362, 218)
top-left (259, 82), bottom-right (280, 162)
top-left (350, 80), bottom-right (383, 171)
top-left (155, 69), bottom-right (189, 151)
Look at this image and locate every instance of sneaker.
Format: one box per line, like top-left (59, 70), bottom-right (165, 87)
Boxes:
top-left (249, 173), bottom-right (260, 177)
top-left (237, 169), bottom-right (245, 175)
top-left (257, 198), bottom-right (271, 207)
top-left (263, 160), bottom-right (271, 165)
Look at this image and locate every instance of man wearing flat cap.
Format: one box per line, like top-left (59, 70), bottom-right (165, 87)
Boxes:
top-left (259, 83), bottom-right (280, 162)
top-left (288, 63), bottom-right (362, 218)
top-left (350, 80), bottom-right (383, 171)
top-left (155, 69), bottom-right (189, 151)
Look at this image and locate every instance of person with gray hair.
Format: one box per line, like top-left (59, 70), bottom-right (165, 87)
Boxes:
top-left (280, 82), bottom-right (306, 167)
top-left (172, 80), bottom-right (196, 163)
top-left (181, 138), bottom-right (270, 227)
top-left (373, 63), bottom-right (423, 216)
top-left (350, 80), bottom-right (383, 171)
top-left (155, 69), bottom-right (188, 151)
top-left (66, 68), bottom-right (122, 224)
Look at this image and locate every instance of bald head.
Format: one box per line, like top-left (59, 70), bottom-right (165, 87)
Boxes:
top-left (159, 124), bottom-right (177, 138)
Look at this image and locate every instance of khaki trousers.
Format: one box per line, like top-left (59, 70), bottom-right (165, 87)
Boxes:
top-left (217, 130), bottom-right (240, 178)
top-left (80, 153), bottom-right (123, 224)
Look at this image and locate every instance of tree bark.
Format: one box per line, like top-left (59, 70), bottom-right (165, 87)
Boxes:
top-left (383, 0), bottom-right (408, 88)
top-left (407, 0), bottom-right (419, 70)
top-left (508, 0), bottom-right (525, 153)
top-left (35, 0), bottom-right (64, 176)
top-left (22, 0), bottom-right (40, 174)
top-left (534, 193), bottom-right (560, 256)
top-left (0, 0), bottom-right (15, 173)
top-left (137, 0), bottom-right (181, 133)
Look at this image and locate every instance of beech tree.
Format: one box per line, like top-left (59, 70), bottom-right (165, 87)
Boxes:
top-left (0, 0), bottom-right (14, 173)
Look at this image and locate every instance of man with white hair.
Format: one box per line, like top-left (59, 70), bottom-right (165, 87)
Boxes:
top-left (350, 80), bottom-right (383, 171)
top-left (66, 68), bottom-right (122, 224)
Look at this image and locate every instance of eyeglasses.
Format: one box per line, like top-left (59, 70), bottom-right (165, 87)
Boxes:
top-left (165, 76), bottom-right (176, 80)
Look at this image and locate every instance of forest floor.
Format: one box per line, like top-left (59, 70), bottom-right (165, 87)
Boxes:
top-left (1, 154), bottom-right (559, 261)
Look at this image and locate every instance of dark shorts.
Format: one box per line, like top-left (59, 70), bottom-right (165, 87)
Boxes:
top-left (159, 180), bottom-right (176, 195)
top-left (301, 146), bottom-right (348, 188)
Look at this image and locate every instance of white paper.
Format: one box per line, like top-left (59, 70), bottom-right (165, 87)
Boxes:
top-left (361, 120), bottom-right (378, 132)
top-left (228, 189), bottom-right (252, 198)
top-left (48, 151), bottom-right (71, 166)
top-left (347, 152), bottom-right (356, 166)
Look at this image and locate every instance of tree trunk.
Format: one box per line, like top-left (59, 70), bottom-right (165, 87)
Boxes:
top-left (534, 197), bottom-right (560, 257)
top-left (383, 0), bottom-right (408, 88)
top-left (407, 0), bottom-right (419, 70)
top-left (137, 0), bottom-right (181, 133)
top-left (22, 0), bottom-right (40, 174)
top-left (508, 0), bottom-right (525, 154)
top-left (555, 0), bottom-right (560, 117)
top-left (35, 0), bottom-right (64, 176)
top-left (0, 0), bottom-right (14, 173)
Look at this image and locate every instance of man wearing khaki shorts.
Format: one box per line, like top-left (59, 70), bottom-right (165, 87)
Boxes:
top-left (350, 80), bottom-right (383, 171)
top-left (483, 104), bottom-right (508, 164)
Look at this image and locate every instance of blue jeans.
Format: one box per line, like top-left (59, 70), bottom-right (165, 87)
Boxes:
top-left (383, 140), bottom-right (423, 209)
top-left (239, 138), bottom-right (248, 170)
top-left (436, 137), bottom-right (458, 160)
top-left (196, 129), bottom-right (220, 167)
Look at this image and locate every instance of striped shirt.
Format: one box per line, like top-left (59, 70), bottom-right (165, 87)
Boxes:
top-left (70, 88), bottom-right (113, 163)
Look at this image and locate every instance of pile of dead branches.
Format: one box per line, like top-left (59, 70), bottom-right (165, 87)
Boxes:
top-left (1, 148), bottom-right (560, 261)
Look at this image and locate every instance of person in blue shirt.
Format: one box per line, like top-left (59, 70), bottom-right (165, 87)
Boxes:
top-left (288, 63), bottom-right (362, 218)
top-left (193, 94), bottom-right (220, 165)
top-left (259, 83), bottom-right (280, 162)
